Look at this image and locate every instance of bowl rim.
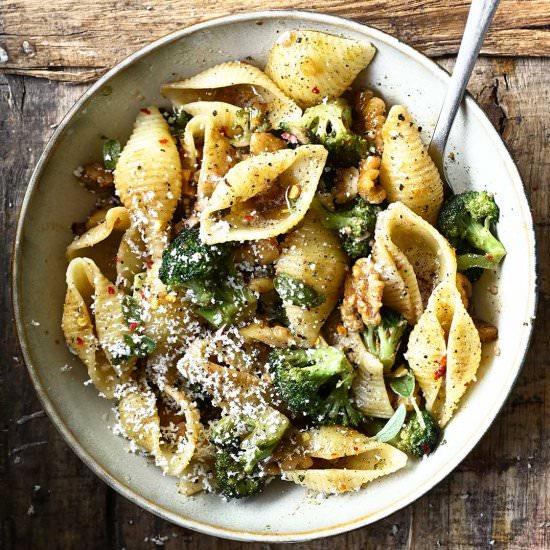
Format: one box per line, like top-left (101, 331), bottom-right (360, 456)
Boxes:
top-left (12, 9), bottom-right (538, 543)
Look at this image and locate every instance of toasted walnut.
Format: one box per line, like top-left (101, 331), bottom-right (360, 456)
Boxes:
top-left (77, 162), bottom-right (114, 192)
top-left (249, 132), bottom-right (287, 155)
top-left (357, 156), bottom-right (386, 204)
top-left (456, 273), bottom-right (473, 310)
top-left (355, 90), bottom-right (387, 155)
top-left (474, 319), bottom-right (498, 343)
top-left (340, 257), bottom-right (385, 330)
top-left (234, 238), bottom-right (280, 265)
top-left (333, 167), bottom-right (359, 204)
top-left (341, 275), bottom-right (364, 331)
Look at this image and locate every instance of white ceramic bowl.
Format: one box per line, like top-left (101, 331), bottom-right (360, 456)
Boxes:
top-left (13, 10), bottom-right (537, 542)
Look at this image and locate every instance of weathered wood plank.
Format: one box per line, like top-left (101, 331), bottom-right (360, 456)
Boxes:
top-left (1, 54), bottom-right (548, 549)
top-left (0, 75), bottom-right (111, 550)
top-left (0, 0), bottom-right (549, 82)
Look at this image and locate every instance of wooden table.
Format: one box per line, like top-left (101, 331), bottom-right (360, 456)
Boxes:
top-left (1, 2), bottom-right (548, 548)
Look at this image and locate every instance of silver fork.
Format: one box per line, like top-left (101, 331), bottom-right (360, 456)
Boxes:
top-left (428, 0), bottom-right (501, 195)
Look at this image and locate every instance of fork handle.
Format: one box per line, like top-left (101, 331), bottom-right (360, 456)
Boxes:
top-left (429, 0), bottom-right (501, 177)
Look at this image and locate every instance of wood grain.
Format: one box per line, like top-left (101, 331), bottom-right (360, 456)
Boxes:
top-left (1, 6), bottom-right (549, 548)
top-left (0, 0), bottom-right (549, 82)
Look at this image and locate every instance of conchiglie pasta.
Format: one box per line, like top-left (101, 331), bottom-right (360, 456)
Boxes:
top-left (177, 338), bottom-right (267, 411)
top-left (345, 333), bottom-right (395, 419)
top-left (200, 145), bottom-right (327, 244)
top-left (283, 443), bottom-right (407, 493)
top-left (161, 62), bottom-right (301, 128)
top-left (114, 106), bottom-right (182, 261)
top-left (65, 206), bottom-right (146, 287)
top-left (276, 204), bottom-right (348, 345)
top-left (118, 383), bottom-right (201, 476)
top-left (299, 425), bottom-right (382, 459)
top-left (181, 102), bottom-right (248, 208)
top-left (62, 257), bottom-right (135, 398)
top-left (406, 281), bottom-right (481, 427)
top-left (372, 201), bottom-right (456, 324)
top-left (324, 317), bottom-right (394, 418)
top-left (380, 106), bottom-right (443, 223)
top-left (265, 30), bottom-right (376, 108)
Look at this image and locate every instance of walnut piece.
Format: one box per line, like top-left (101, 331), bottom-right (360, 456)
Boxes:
top-left (456, 273), bottom-right (473, 310)
top-left (358, 156), bottom-right (386, 204)
top-left (354, 89), bottom-right (387, 155)
top-left (77, 162), bottom-right (114, 192)
top-left (474, 319), bottom-right (499, 343)
top-left (340, 257), bottom-right (385, 330)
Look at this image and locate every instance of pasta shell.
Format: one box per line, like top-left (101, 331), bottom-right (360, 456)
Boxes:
top-left (114, 106), bottom-right (182, 261)
top-left (161, 62), bottom-right (301, 128)
top-left (200, 145), bottom-right (328, 244)
top-left (380, 106), bottom-right (443, 223)
top-left (300, 425), bottom-right (382, 460)
top-left (118, 383), bottom-right (201, 476)
top-left (283, 443), bottom-right (407, 493)
top-left (265, 30), bottom-right (375, 108)
top-left (66, 206), bottom-right (145, 287)
top-left (62, 258), bottom-right (135, 398)
top-left (177, 338), bottom-right (267, 412)
top-left (324, 317), bottom-right (394, 418)
top-left (372, 202), bottom-right (456, 324)
top-left (406, 281), bottom-right (481, 427)
top-left (276, 204), bottom-right (348, 345)
top-left (181, 102), bottom-right (246, 207)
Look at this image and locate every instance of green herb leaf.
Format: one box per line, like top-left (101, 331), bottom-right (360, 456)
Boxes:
top-left (171, 107), bottom-right (191, 138)
top-left (103, 138), bottom-right (121, 171)
top-left (273, 273), bottom-right (325, 308)
top-left (123, 333), bottom-right (156, 358)
top-left (374, 404), bottom-right (406, 443)
top-left (121, 295), bottom-right (142, 325)
top-left (389, 371), bottom-right (416, 398)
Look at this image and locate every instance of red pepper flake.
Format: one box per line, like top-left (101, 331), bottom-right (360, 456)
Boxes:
top-left (76, 337), bottom-right (84, 346)
top-left (159, 138), bottom-right (169, 144)
top-left (486, 254), bottom-right (494, 260)
top-left (146, 259), bottom-right (153, 269)
top-left (129, 322), bottom-right (139, 332)
top-left (434, 354), bottom-right (447, 380)
top-left (243, 214), bottom-right (254, 222)
top-left (311, 86), bottom-right (320, 94)
top-left (107, 286), bottom-right (116, 295)
top-left (281, 132), bottom-right (299, 145)
top-left (219, 126), bottom-right (227, 136)
top-left (422, 442), bottom-right (432, 455)
top-left (140, 108), bottom-right (151, 115)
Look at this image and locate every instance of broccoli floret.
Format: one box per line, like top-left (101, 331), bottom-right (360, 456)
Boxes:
top-left (282, 98), bottom-right (369, 166)
top-left (362, 308), bottom-right (407, 370)
top-left (159, 227), bottom-right (256, 327)
top-left (394, 409), bottom-right (440, 457)
top-left (268, 346), bottom-right (363, 427)
top-left (319, 196), bottom-right (379, 259)
top-left (437, 191), bottom-right (507, 271)
top-left (211, 409), bottom-right (290, 474)
top-left (159, 227), bottom-right (231, 284)
top-left (214, 450), bottom-right (265, 499)
top-left (211, 409), bottom-right (290, 498)
top-left (273, 273), bottom-right (325, 308)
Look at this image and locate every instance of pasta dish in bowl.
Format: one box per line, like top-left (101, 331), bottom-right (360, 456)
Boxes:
top-left (14, 12), bottom-right (536, 541)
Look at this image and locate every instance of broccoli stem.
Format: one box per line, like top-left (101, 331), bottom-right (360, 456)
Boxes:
top-left (457, 219), bottom-right (507, 271)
